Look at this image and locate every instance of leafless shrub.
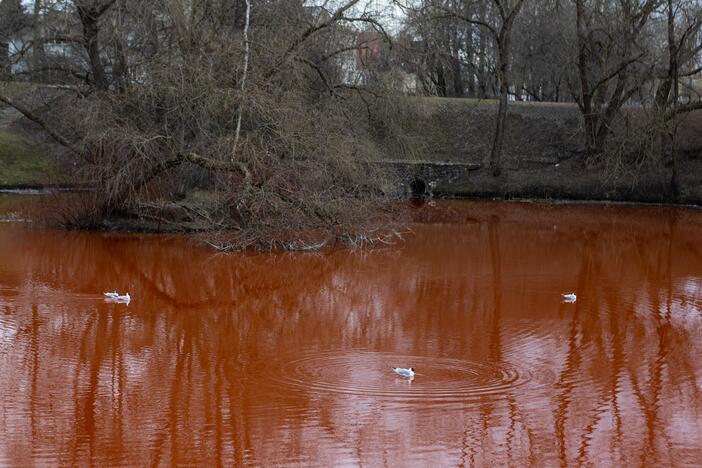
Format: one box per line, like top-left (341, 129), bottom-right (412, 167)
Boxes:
top-left (3, 1), bottom-right (424, 250)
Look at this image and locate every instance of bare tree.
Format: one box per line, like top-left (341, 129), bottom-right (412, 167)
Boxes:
top-left (570, 0), bottom-right (661, 160)
top-left (651, 0), bottom-right (702, 197)
top-left (74, 0), bottom-right (117, 89)
top-left (0, 0), bottom-right (413, 250)
top-left (31, 0), bottom-right (46, 80)
top-left (0, 0), bottom-right (26, 79)
top-left (398, 0), bottom-right (527, 175)
top-left (511, 0), bottom-right (571, 101)
top-left (484, 0), bottom-right (527, 175)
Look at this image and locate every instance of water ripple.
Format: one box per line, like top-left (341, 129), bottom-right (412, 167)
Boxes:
top-left (257, 351), bottom-right (532, 404)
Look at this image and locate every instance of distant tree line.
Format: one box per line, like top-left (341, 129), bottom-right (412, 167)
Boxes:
top-left (395, 0), bottom-right (702, 181)
top-left (0, 0), bottom-right (700, 221)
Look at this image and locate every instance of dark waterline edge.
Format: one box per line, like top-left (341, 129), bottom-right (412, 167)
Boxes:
top-left (430, 194), bottom-right (702, 211)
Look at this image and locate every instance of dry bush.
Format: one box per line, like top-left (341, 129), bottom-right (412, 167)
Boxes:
top-left (27, 1), bottom-right (420, 250)
top-left (593, 110), bottom-right (666, 176)
top-left (584, 103), bottom-right (702, 202)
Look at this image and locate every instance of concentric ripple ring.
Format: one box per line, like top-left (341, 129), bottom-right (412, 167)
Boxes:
top-left (258, 351), bottom-right (532, 404)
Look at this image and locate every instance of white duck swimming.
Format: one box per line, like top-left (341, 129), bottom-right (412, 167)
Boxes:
top-left (117, 293), bottom-right (130, 302)
top-left (562, 293), bottom-right (577, 303)
top-left (392, 367), bottom-right (415, 378)
top-left (104, 292), bottom-right (131, 304)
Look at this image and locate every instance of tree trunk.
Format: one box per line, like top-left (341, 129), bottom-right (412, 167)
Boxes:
top-left (664, 0), bottom-right (679, 200)
top-left (668, 142), bottom-right (680, 202)
top-left (435, 61), bottom-right (447, 97)
top-left (0, 40), bottom-right (8, 79)
top-left (451, 54), bottom-right (464, 97)
top-left (466, 26), bottom-right (475, 97)
top-left (490, 62), bottom-right (509, 176)
top-left (110, 1), bottom-right (130, 91)
top-left (0, 0), bottom-right (14, 79)
top-left (32, 0), bottom-right (46, 81)
top-left (112, 36), bottom-right (127, 90)
top-left (476, 1), bottom-right (488, 98)
top-left (76, 4), bottom-right (108, 90)
top-left (575, 0), bottom-right (602, 161)
top-left (488, 1), bottom-right (525, 177)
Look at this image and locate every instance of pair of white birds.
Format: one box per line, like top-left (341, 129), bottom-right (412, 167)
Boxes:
top-left (104, 291), bottom-right (131, 303)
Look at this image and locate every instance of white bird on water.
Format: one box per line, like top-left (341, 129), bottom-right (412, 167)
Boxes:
top-left (116, 293), bottom-right (130, 303)
top-left (104, 292), bottom-right (131, 304)
top-left (392, 367), bottom-right (415, 378)
top-left (562, 293), bottom-right (577, 303)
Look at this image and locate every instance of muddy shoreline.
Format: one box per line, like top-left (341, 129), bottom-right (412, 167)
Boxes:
top-left (433, 156), bottom-right (702, 206)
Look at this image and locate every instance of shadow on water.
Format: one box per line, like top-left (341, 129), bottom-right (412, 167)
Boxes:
top-left (0, 200), bottom-right (701, 465)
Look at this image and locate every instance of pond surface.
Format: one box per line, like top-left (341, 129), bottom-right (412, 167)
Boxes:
top-left (0, 200), bottom-right (701, 466)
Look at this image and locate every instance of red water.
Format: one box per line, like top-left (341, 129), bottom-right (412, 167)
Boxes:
top-left (1, 199), bottom-right (701, 466)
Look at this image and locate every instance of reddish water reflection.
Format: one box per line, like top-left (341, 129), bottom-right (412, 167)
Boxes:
top-left (1, 200), bottom-right (701, 466)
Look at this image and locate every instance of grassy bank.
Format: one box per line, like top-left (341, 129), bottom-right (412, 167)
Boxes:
top-left (408, 97), bottom-right (702, 205)
top-left (0, 81), bottom-right (37, 99)
top-left (395, 97), bottom-right (582, 165)
top-left (1, 82), bottom-right (65, 187)
top-left (1, 91), bottom-right (700, 205)
top-left (0, 131), bottom-right (55, 186)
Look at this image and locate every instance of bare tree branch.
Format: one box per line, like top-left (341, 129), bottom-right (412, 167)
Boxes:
top-left (232, 0), bottom-right (251, 161)
top-left (0, 93), bottom-right (80, 155)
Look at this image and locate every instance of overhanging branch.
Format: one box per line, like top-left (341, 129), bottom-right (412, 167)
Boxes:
top-left (0, 93), bottom-right (81, 155)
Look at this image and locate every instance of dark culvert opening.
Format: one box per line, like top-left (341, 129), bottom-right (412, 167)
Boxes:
top-left (409, 178), bottom-right (428, 198)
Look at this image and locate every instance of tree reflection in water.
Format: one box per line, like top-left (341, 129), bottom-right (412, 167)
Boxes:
top-left (0, 201), bottom-right (701, 466)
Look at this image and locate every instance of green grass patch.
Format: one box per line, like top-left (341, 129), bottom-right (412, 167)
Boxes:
top-left (0, 81), bottom-right (38, 99)
top-left (421, 96), bottom-right (578, 108)
top-left (0, 131), bottom-right (55, 186)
